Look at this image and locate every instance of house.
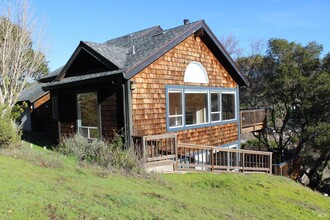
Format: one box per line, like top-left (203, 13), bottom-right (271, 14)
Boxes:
top-left (17, 67), bottom-right (62, 133)
top-left (43, 20), bottom-right (251, 151)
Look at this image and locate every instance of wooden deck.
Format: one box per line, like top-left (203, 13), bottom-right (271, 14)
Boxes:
top-left (240, 109), bottom-right (267, 134)
top-left (177, 143), bottom-right (272, 173)
top-left (134, 133), bottom-right (272, 173)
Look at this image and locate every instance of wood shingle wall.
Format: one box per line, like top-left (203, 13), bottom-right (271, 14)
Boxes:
top-left (99, 88), bottom-right (124, 139)
top-left (131, 35), bottom-right (238, 146)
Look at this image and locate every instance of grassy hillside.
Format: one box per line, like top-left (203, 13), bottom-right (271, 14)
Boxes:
top-left (0, 145), bottom-right (329, 219)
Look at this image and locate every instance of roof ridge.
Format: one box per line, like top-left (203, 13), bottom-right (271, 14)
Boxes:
top-left (162, 20), bottom-right (204, 32)
top-left (104, 25), bottom-right (163, 45)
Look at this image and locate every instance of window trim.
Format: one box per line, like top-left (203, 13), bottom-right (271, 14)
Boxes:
top-left (221, 90), bottom-right (237, 121)
top-left (168, 89), bottom-right (184, 128)
top-left (185, 90), bottom-right (209, 126)
top-left (210, 91), bottom-right (221, 123)
top-left (184, 61), bottom-right (209, 83)
top-left (77, 92), bottom-right (101, 139)
top-left (166, 85), bottom-right (239, 132)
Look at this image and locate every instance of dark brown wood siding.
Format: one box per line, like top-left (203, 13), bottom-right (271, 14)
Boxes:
top-left (58, 92), bottom-right (76, 138)
top-left (99, 87), bottom-right (124, 139)
top-left (55, 83), bottom-right (124, 140)
top-left (131, 35), bottom-right (238, 146)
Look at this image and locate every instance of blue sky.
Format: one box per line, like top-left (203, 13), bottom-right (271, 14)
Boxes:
top-left (34, 0), bottom-right (330, 71)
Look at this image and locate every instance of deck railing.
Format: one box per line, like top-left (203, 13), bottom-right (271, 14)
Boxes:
top-left (177, 143), bottom-right (272, 173)
top-left (240, 109), bottom-right (267, 133)
top-left (133, 133), bottom-right (177, 163)
top-left (134, 133), bottom-right (273, 173)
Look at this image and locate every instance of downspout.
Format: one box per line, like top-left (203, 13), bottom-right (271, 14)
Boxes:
top-left (122, 80), bottom-right (134, 149)
top-left (237, 85), bottom-right (241, 149)
top-left (126, 80), bottom-right (134, 148)
top-left (121, 83), bottom-right (128, 148)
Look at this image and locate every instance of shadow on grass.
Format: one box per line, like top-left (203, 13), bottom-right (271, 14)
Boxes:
top-left (22, 131), bottom-right (58, 149)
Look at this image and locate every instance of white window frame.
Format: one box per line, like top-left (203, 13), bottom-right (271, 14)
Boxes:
top-left (184, 61), bottom-right (209, 83)
top-left (168, 89), bottom-right (184, 128)
top-left (77, 92), bottom-right (100, 140)
top-left (210, 91), bottom-right (221, 123)
top-left (185, 90), bottom-right (209, 126)
top-left (221, 91), bottom-right (237, 121)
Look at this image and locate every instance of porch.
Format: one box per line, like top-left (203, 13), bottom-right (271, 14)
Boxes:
top-left (240, 109), bottom-right (267, 134)
top-left (134, 133), bottom-right (272, 173)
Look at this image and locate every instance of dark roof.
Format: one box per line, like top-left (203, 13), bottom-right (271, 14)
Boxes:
top-left (104, 26), bottom-right (163, 47)
top-left (38, 66), bottom-right (63, 83)
top-left (45, 20), bottom-right (249, 89)
top-left (82, 41), bottom-right (128, 68)
top-left (17, 83), bottom-right (49, 103)
top-left (43, 70), bottom-right (122, 90)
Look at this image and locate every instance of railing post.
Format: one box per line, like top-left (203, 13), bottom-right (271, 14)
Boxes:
top-left (242, 152), bottom-right (245, 173)
top-left (269, 153), bottom-right (272, 174)
top-left (240, 111), bottom-right (243, 134)
top-left (142, 136), bottom-right (146, 164)
top-left (211, 148), bottom-right (214, 172)
top-left (174, 134), bottom-right (178, 171)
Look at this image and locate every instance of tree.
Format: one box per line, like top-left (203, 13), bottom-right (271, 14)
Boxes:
top-left (0, 0), bottom-right (48, 107)
top-left (239, 39), bottom-right (330, 187)
top-left (220, 33), bottom-right (243, 60)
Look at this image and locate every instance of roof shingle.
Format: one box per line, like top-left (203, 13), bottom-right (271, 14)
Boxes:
top-left (44, 20), bottom-right (249, 89)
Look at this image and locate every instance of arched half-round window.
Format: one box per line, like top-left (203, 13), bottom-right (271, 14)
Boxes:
top-left (184, 62), bottom-right (209, 83)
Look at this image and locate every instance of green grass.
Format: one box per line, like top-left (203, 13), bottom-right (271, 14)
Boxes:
top-left (0, 144), bottom-right (329, 219)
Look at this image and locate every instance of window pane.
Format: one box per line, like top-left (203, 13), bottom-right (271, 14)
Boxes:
top-left (77, 92), bottom-right (98, 127)
top-left (169, 116), bottom-right (182, 127)
top-left (79, 127), bottom-right (88, 137)
top-left (211, 113), bottom-right (220, 121)
top-left (185, 93), bottom-right (208, 125)
top-left (90, 128), bottom-right (99, 139)
top-left (169, 92), bottom-right (182, 115)
top-left (222, 93), bottom-right (235, 120)
top-left (211, 93), bottom-right (220, 112)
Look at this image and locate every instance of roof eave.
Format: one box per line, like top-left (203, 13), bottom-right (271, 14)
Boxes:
top-left (43, 71), bottom-right (124, 91)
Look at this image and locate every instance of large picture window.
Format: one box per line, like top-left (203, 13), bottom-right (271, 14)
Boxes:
top-left (77, 92), bottom-right (99, 139)
top-left (185, 91), bottom-right (208, 125)
top-left (167, 86), bottom-right (237, 131)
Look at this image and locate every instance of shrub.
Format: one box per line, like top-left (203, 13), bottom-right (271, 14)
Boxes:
top-left (0, 104), bottom-right (20, 148)
top-left (58, 133), bottom-right (142, 173)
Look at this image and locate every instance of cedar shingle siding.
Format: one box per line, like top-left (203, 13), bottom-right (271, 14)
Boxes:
top-left (131, 35), bottom-right (238, 146)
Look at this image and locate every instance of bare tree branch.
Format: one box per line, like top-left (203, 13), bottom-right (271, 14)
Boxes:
top-left (220, 33), bottom-right (243, 60)
top-left (0, 0), bottom-right (48, 107)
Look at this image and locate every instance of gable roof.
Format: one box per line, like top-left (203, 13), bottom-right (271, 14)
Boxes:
top-left (17, 83), bottom-right (48, 103)
top-left (83, 41), bottom-right (128, 69)
top-left (18, 66), bottom-right (63, 103)
top-left (46, 20), bottom-right (249, 89)
top-left (38, 66), bottom-right (63, 83)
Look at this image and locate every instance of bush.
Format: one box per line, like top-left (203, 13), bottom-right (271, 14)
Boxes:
top-left (0, 104), bottom-right (20, 148)
top-left (58, 133), bottom-right (142, 173)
